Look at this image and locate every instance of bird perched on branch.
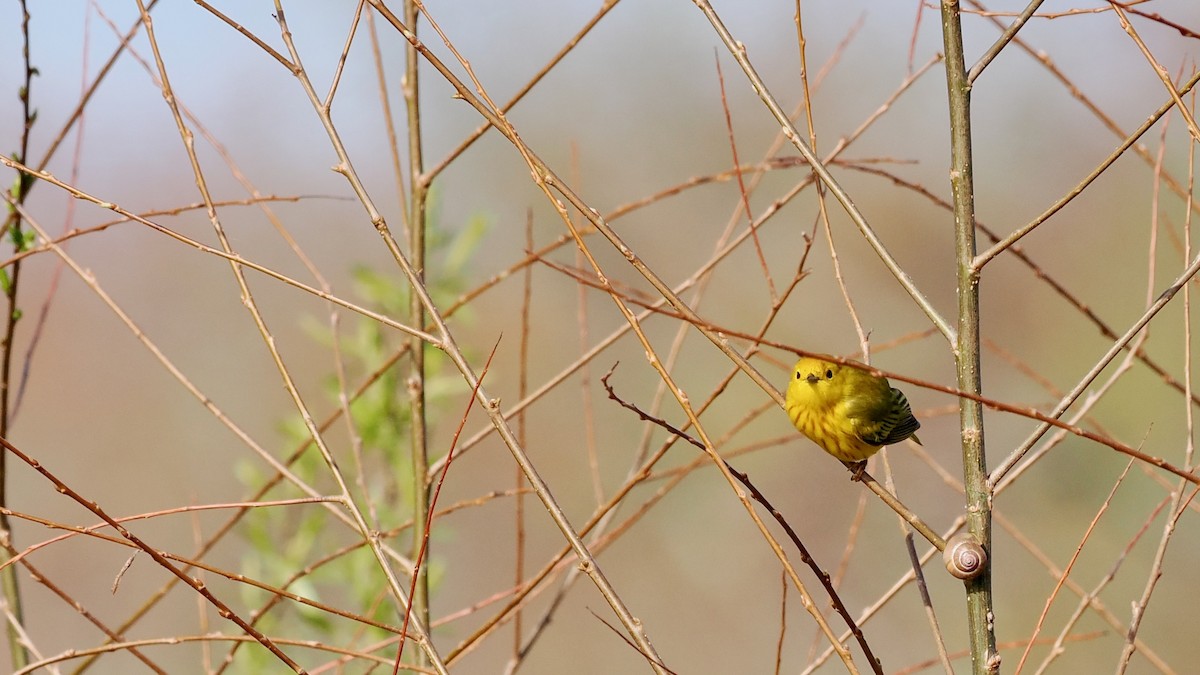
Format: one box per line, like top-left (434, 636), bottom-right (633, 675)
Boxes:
top-left (785, 356), bottom-right (921, 473)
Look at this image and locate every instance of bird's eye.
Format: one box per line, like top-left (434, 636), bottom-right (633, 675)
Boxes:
top-left (825, 369), bottom-right (834, 379)
top-left (795, 372), bottom-right (801, 380)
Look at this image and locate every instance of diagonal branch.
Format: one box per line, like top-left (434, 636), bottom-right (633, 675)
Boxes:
top-left (366, 0), bottom-right (943, 556)
top-left (691, 0), bottom-right (953, 342)
top-left (0, 435), bottom-right (306, 672)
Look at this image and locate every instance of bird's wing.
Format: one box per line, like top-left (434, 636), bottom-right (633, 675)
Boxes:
top-left (856, 388), bottom-right (921, 447)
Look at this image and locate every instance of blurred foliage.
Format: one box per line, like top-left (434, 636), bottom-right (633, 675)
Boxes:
top-left (234, 200), bottom-right (488, 669)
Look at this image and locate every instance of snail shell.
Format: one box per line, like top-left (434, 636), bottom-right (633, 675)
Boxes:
top-left (943, 533), bottom-right (987, 580)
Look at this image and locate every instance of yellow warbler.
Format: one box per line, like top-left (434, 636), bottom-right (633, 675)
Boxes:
top-left (785, 356), bottom-right (921, 465)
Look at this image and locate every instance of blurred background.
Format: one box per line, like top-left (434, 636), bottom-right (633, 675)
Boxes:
top-left (2, 0), bottom-right (1200, 673)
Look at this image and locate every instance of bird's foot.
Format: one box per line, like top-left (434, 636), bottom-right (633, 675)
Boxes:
top-left (849, 460), bottom-right (868, 482)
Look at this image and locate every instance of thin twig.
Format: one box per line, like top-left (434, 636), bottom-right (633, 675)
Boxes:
top-left (513, 212), bottom-right (533, 663)
top-left (972, 68), bottom-right (1200, 269)
top-left (1115, 84), bottom-right (1200, 675)
top-left (794, 1), bottom-right (869, 358)
top-left (1107, 2), bottom-right (1200, 144)
top-left (425, 0), bottom-right (623, 181)
top-left (1012, 460), bottom-right (1135, 675)
top-left (691, 0), bottom-right (953, 342)
top-left (714, 53), bottom-right (776, 302)
top-left (0, 1), bottom-right (35, 667)
top-left (848, 162), bottom-right (1200, 410)
top-left (602, 366), bottom-right (884, 675)
top-left (1026, 496), bottom-right (1175, 675)
top-left (989, 246), bottom-right (1200, 488)
top-left (0, 435), bottom-right (305, 671)
top-left (967, 0), bottom-right (1046, 82)
top-left (775, 570), bottom-right (788, 675)
top-left (396, 339), bottom-right (498, 670)
top-left (270, 3), bottom-right (450, 669)
top-left (0, 541), bottom-right (163, 673)
top-left (371, 10), bottom-right (946, 548)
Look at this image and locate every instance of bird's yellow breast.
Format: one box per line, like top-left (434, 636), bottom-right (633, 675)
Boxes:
top-left (786, 394), bottom-right (877, 462)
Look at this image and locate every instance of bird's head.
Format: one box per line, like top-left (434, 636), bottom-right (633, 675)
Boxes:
top-left (789, 357), bottom-right (842, 405)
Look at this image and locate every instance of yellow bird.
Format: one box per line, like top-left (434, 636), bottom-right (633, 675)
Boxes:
top-left (785, 356), bottom-right (921, 466)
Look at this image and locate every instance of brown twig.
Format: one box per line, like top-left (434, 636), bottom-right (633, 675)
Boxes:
top-left (395, 338), bottom-right (498, 670)
top-left (1013, 460), bottom-right (1135, 674)
top-left (0, 435), bottom-right (305, 671)
top-left (0, 540), bottom-right (165, 673)
top-left (601, 364), bottom-right (885, 675)
top-left (714, 52), bottom-right (776, 302)
top-left (1111, 0), bottom-right (1200, 39)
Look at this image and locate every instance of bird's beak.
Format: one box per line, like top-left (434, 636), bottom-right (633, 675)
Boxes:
top-left (805, 374), bottom-right (819, 384)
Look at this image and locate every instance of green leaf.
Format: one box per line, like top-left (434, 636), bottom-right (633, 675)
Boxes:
top-left (13, 229), bottom-right (36, 252)
top-left (445, 214), bottom-right (490, 276)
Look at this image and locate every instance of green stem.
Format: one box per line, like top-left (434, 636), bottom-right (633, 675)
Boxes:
top-left (940, 1), bottom-right (997, 673)
top-left (1, 1), bottom-right (33, 669)
top-left (403, 0), bottom-right (431, 663)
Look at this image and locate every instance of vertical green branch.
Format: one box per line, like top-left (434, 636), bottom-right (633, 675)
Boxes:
top-left (402, 0), bottom-right (431, 660)
top-left (939, 2), bottom-right (997, 673)
top-left (0, 0), bottom-right (34, 669)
